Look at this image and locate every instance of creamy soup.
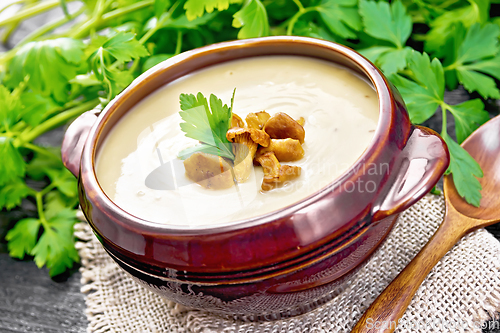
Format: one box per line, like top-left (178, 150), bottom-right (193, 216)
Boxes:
top-left (96, 56), bottom-right (379, 226)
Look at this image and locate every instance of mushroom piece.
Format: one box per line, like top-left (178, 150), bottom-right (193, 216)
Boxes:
top-left (255, 152), bottom-right (301, 191)
top-left (183, 152), bottom-right (234, 189)
top-left (255, 138), bottom-right (304, 162)
top-left (245, 111), bottom-right (271, 130)
top-left (263, 112), bottom-right (305, 143)
top-left (226, 127), bottom-right (270, 182)
top-left (231, 113), bottom-right (245, 128)
top-left (296, 117), bottom-right (305, 126)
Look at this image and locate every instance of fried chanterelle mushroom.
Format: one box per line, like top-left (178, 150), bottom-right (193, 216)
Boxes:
top-left (226, 127), bottom-right (270, 182)
top-left (245, 111), bottom-right (270, 130)
top-left (263, 112), bottom-right (305, 144)
top-left (183, 152), bottom-right (234, 189)
top-left (231, 113), bottom-right (245, 128)
top-left (255, 138), bottom-right (304, 162)
top-left (255, 152), bottom-right (301, 191)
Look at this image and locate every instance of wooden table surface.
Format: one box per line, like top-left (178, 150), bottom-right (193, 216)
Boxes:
top-left (0, 7), bottom-right (500, 333)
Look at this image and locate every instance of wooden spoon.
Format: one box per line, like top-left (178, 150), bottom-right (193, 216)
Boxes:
top-left (351, 116), bottom-right (500, 333)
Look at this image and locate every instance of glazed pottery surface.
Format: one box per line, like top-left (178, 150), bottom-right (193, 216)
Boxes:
top-left (62, 36), bottom-right (449, 317)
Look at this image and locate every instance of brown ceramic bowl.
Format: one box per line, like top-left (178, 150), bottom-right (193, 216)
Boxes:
top-left (62, 36), bottom-right (449, 318)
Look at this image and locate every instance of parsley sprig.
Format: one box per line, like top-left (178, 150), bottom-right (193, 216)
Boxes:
top-left (1, 0), bottom-right (498, 276)
top-left (178, 89), bottom-right (235, 160)
top-left (390, 51), bottom-right (487, 206)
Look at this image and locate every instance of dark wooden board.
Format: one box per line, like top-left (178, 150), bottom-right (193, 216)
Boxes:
top-left (0, 254), bottom-right (87, 333)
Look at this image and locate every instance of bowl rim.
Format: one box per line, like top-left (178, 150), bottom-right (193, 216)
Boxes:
top-left (81, 36), bottom-right (395, 235)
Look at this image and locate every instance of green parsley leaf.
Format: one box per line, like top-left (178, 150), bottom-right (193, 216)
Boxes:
top-left (26, 148), bottom-right (64, 181)
top-left (8, 38), bottom-right (85, 102)
top-left (358, 0), bottom-right (412, 75)
top-left (92, 31), bottom-right (149, 63)
top-left (424, 0), bottom-right (489, 58)
top-left (0, 137), bottom-right (26, 186)
top-left (442, 133), bottom-right (483, 206)
top-left (89, 32), bottom-right (146, 100)
top-left (26, 150), bottom-right (79, 206)
top-left (142, 54), bottom-right (173, 72)
top-left (178, 90), bottom-right (235, 160)
top-left (31, 209), bottom-right (80, 277)
top-left (0, 177), bottom-right (30, 211)
top-left (0, 84), bottom-right (23, 130)
top-left (6, 218), bottom-right (41, 260)
top-left (167, 12), bottom-right (218, 29)
top-left (389, 50), bottom-right (484, 206)
top-left (293, 20), bottom-right (337, 42)
top-left (359, 0), bottom-right (411, 48)
top-left (46, 168), bottom-right (78, 198)
top-left (44, 190), bottom-right (79, 221)
top-left (447, 99), bottom-right (490, 144)
top-left (444, 23), bottom-right (500, 99)
top-left (103, 67), bottom-right (134, 101)
top-left (155, 0), bottom-right (171, 19)
top-left (146, 11), bottom-right (217, 32)
top-left (360, 46), bottom-right (412, 75)
top-left (389, 51), bottom-right (444, 123)
top-left (20, 93), bottom-right (60, 127)
top-left (232, 0), bottom-right (269, 38)
top-left (184, 0), bottom-right (241, 20)
top-left (316, 0), bottom-right (362, 39)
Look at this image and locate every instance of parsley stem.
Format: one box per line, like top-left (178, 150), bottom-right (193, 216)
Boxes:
top-left (10, 121), bottom-right (28, 133)
top-left (15, 99), bottom-right (100, 147)
top-left (2, 22), bottom-right (19, 44)
top-left (443, 63), bottom-right (457, 71)
top-left (139, 0), bottom-right (180, 45)
top-left (175, 30), bottom-right (183, 55)
top-left (286, 6), bottom-right (317, 35)
top-left (437, 0), bottom-right (461, 9)
top-left (101, 0), bottom-right (154, 22)
top-left (36, 192), bottom-right (48, 225)
top-left (0, 0), bottom-right (26, 16)
top-left (17, 5), bottom-right (86, 46)
top-left (129, 59), bottom-right (140, 73)
top-left (441, 103), bottom-right (448, 136)
top-left (0, 0), bottom-right (66, 27)
top-left (70, 0), bottom-right (154, 39)
top-left (40, 183), bottom-right (57, 197)
top-left (70, 16), bottom-right (100, 39)
top-left (139, 24), bottom-right (160, 45)
top-left (292, 0), bottom-right (305, 12)
top-left (70, 0), bottom-right (112, 38)
top-left (22, 142), bottom-right (60, 159)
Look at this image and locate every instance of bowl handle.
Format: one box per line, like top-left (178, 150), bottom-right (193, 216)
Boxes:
top-left (61, 107), bottom-right (101, 177)
top-left (372, 126), bottom-right (449, 221)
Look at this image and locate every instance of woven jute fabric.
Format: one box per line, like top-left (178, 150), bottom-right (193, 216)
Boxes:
top-left (74, 194), bottom-right (500, 333)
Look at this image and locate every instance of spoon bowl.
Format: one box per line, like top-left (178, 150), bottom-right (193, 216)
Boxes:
top-left (351, 115), bottom-right (500, 333)
top-left (446, 117), bottom-right (500, 221)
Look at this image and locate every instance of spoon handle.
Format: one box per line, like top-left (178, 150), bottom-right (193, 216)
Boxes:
top-left (350, 204), bottom-right (468, 333)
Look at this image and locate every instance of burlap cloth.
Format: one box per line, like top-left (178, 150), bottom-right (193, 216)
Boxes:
top-left (74, 194), bottom-right (500, 332)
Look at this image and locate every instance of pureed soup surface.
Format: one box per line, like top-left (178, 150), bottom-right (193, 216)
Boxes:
top-left (96, 56), bottom-right (379, 226)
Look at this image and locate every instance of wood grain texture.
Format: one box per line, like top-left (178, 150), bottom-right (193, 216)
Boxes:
top-left (0, 254), bottom-right (87, 333)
